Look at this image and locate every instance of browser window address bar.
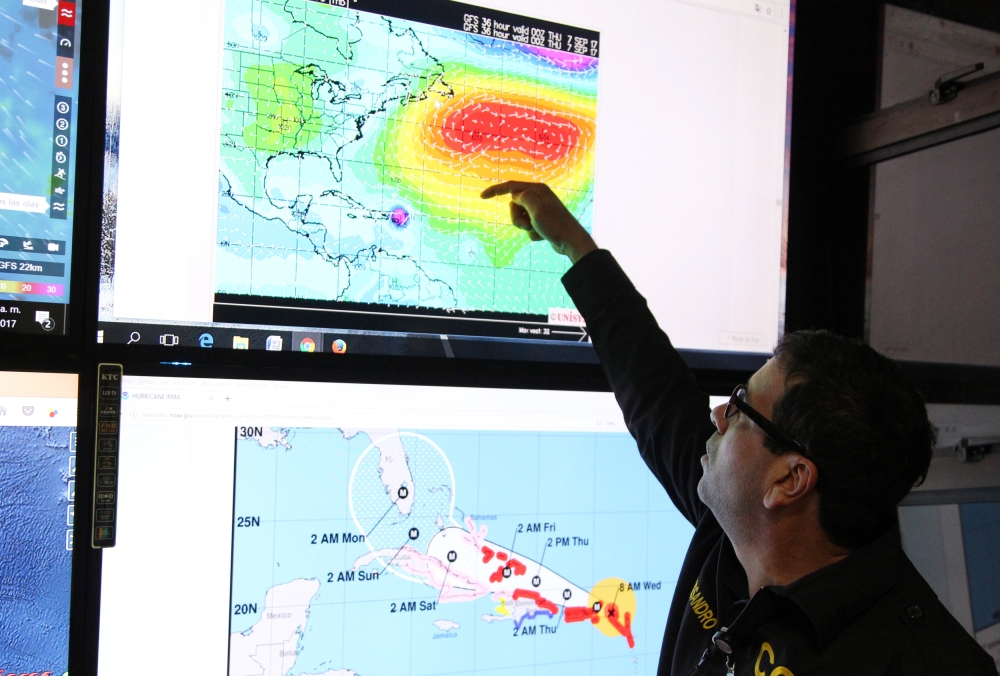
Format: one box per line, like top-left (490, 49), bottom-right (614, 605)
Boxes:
top-left (123, 406), bottom-right (624, 433)
top-left (671, 0), bottom-right (786, 22)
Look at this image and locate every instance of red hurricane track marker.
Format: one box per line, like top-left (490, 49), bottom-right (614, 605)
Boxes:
top-left (513, 589), bottom-right (559, 615)
top-left (564, 606), bottom-right (597, 623)
top-left (489, 565), bottom-right (506, 584)
top-left (604, 603), bottom-right (636, 649)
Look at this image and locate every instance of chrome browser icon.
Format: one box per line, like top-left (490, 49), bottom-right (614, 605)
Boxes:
top-left (299, 337), bottom-right (316, 352)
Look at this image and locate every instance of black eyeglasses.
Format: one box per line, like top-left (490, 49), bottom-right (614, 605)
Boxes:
top-left (724, 384), bottom-right (806, 453)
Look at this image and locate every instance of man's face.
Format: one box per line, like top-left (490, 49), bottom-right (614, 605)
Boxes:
top-left (697, 358), bottom-right (788, 536)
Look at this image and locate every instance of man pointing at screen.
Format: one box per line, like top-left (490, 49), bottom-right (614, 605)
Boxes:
top-left (481, 181), bottom-right (997, 675)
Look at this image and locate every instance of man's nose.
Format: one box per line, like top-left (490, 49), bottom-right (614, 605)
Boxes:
top-left (710, 403), bottom-right (729, 434)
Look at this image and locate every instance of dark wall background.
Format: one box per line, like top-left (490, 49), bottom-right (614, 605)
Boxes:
top-left (889, 0), bottom-right (1000, 32)
top-left (784, 0), bottom-right (1000, 402)
top-left (785, 0), bottom-right (999, 339)
top-left (785, 0), bottom-right (881, 339)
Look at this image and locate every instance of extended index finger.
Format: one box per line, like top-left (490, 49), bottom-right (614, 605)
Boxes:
top-left (480, 181), bottom-right (539, 199)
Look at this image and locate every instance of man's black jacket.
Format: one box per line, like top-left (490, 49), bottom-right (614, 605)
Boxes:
top-left (562, 250), bottom-right (997, 676)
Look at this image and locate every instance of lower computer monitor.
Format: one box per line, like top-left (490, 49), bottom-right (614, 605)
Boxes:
top-left (0, 371), bottom-right (78, 675)
top-left (97, 374), bottom-right (695, 675)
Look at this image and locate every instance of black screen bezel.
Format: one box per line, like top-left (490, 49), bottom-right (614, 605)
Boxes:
top-left (80, 0), bottom-right (788, 372)
top-left (0, 0), bottom-right (107, 351)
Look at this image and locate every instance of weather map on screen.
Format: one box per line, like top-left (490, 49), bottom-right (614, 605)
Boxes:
top-left (216, 0), bottom-right (597, 315)
top-left (0, 0), bottom-right (82, 335)
top-left (100, 0), bottom-right (792, 362)
top-left (0, 427), bottom-right (75, 675)
top-left (228, 427), bottom-right (685, 676)
top-left (0, 373), bottom-right (77, 676)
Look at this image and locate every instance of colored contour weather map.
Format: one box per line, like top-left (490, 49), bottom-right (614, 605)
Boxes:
top-left (228, 428), bottom-right (693, 676)
top-left (0, 0), bottom-right (78, 304)
top-left (215, 0), bottom-right (597, 314)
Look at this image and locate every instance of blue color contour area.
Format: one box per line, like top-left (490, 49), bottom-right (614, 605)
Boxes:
top-left (0, 426), bottom-right (73, 674)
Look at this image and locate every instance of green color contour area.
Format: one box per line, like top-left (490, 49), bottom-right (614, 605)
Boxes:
top-left (242, 61), bottom-right (323, 154)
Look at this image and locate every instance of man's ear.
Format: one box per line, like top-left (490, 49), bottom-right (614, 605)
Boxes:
top-left (763, 454), bottom-right (818, 510)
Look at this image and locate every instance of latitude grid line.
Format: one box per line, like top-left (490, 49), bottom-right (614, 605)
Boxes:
top-left (295, 4), bottom-right (307, 302)
top-left (590, 433), bottom-right (597, 675)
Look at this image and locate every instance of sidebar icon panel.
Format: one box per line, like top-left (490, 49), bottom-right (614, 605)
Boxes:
top-left (92, 363), bottom-right (122, 548)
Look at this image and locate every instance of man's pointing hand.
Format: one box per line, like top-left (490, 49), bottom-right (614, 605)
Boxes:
top-left (481, 181), bottom-right (597, 264)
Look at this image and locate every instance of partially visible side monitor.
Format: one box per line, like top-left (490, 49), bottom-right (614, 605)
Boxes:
top-left (97, 0), bottom-right (793, 364)
top-left (97, 375), bottom-right (695, 675)
top-left (0, 371), bottom-right (78, 675)
top-left (0, 0), bottom-right (85, 335)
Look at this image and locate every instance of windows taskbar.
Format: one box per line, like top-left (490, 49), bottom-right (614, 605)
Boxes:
top-left (95, 322), bottom-right (601, 363)
top-left (0, 300), bottom-right (67, 335)
top-left (95, 322), bottom-right (771, 371)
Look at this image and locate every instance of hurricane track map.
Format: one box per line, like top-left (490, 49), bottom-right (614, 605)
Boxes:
top-left (227, 427), bottom-right (692, 676)
top-left (216, 0), bottom-right (598, 315)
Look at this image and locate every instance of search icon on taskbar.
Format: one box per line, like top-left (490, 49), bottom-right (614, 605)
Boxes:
top-left (127, 331), bottom-right (140, 344)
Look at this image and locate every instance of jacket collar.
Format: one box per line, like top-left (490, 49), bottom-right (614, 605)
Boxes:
top-left (771, 528), bottom-right (902, 649)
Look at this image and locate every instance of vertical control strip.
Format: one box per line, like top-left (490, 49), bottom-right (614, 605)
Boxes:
top-left (92, 363), bottom-right (123, 548)
top-left (51, 0), bottom-right (76, 219)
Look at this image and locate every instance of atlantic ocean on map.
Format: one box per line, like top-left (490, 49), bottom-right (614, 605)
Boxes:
top-left (215, 0), bottom-right (597, 315)
top-left (228, 428), bottom-right (693, 676)
top-left (0, 426), bottom-right (74, 676)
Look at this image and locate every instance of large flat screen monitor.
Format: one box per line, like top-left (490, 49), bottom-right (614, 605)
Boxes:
top-left (0, 370), bottom-right (78, 674)
top-left (0, 0), bottom-right (84, 335)
top-left (96, 374), bottom-right (694, 675)
top-left (97, 0), bottom-right (793, 363)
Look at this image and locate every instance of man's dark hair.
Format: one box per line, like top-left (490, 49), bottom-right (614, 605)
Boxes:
top-left (769, 330), bottom-right (935, 550)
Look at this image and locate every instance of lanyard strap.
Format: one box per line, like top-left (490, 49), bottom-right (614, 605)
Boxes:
top-left (688, 590), bottom-right (786, 675)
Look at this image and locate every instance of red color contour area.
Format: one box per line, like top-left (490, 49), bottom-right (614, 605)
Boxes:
top-left (481, 546), bottom-right (494, 564)
top-left (508, 559), bottom-right (527, 576)
top-left (513, 589), bottom-right (559, 615)
top-left (496, 551), bottom-right (508, 562)
top-left (440, 102), bottom-right (581, 161)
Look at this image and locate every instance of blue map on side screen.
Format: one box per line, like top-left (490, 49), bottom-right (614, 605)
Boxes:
top-left (0, 0), bottom-right (81, 306)
top-left (0, 426), bottom-right (74, 676)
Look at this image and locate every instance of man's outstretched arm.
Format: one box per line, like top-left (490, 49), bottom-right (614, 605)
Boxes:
top-left (482, 182), bottom-right (715, 525)
top-left (480, 181), bottom-right (599, 263)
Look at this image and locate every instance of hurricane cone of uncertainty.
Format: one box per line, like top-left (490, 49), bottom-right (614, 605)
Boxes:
top-left (227, 427), bottom-right (695, 676)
